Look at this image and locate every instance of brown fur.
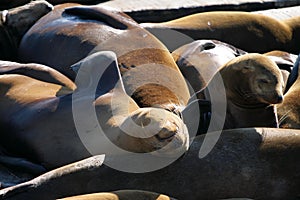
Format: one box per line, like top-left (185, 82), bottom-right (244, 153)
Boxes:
top-left (1, 128), bottom-right (299, 199)
top-left (0, 52), bottom-right (190, 169)
top-left (141, 11), bottom-right (300, 54)
top-left (215, 53), bottom-right (284, 129)
top-left (18, 4), bottom-right (190, 109)
top-left (0, 0), bottom-right (52, 60)
top-left (172, 40), bottom-right (246, 98)
top-left (277, 54), bottom-right (300, 128)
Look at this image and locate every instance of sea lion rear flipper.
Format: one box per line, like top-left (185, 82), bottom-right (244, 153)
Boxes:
top-left (64, 5), bottom-right (137, 30)
top-left (71, 51), bottom-right (124, 96)
top-left (0, 61), bottom-right (76, 92)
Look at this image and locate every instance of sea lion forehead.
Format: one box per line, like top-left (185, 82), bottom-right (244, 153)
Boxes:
top-left (232, 53), bottom-right (281, 71)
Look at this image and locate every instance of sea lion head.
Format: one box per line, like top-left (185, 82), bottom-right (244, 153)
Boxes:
top-left (172, 40), bottom-right (246, 93)
top-left (119, 107), bottom-right (189, 157)
top-left (222, 53), bottom-right (284, 106)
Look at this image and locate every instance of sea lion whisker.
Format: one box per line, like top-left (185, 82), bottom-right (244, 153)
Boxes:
top-left (278, 109), bottom-right (293, 124)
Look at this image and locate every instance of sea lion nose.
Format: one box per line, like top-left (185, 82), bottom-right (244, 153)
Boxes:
top-left (277, 95), bottom-right (283, 103)
top-left (155, 121), bottom-right (178, 141)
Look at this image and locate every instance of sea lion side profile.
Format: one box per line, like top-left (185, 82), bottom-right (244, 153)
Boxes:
top-left (213, 53), bottom-right (284, 129)
top-left (172, 39), bottom-right (246, 97)
top-left (0, 51), bottom-right (191, 169)
top-left (141, 11), bottom-right (299, 54)
top-left (0, 128), bottom-right (299, 200)
top-left (18, 4), bottom-right (191, 109)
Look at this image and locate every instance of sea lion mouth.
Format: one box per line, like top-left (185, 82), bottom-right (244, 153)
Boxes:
top-left (259, 94), bottom-right (283, 104)
top-left (155, 132), bottom-right (176, 141)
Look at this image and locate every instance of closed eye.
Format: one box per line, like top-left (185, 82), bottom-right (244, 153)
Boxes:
top-left (259, 79), bottom-right (270, 84)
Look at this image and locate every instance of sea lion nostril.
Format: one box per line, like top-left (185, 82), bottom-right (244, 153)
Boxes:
top-left (156, 127), bottom-right (177, 141)
top-left (203, 42), bottom-right (216, 50)
top-left (277, 95), bottom-right (283, 103)
top-left (155, 132), bottom-right (176, 141)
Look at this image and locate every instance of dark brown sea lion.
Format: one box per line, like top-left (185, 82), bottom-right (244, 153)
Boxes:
top-left (277, 53), bottom-right (300, 128)
top-left (58, 190), bottom-right (176, 200)
top-left (141, 11), bottom-right (300, 54)
top-left (18, 4), bottom-right (191, 110)
top-left (211, 53), bottom-right (284, 129)
top-left (0, 0), bottom-right (53, 60)
top-left (0, 128), bottom-right (299, 200)
top-left (0, 51), bottom-right (193, 169)
top-left (0, 0), bottom-right (109, 10)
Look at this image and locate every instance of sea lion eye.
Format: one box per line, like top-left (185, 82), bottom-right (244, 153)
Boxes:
top-left (258, 79), bottom-right (270, 84)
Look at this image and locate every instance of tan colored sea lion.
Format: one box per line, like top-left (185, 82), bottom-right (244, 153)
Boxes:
top-left (141, 11), bottom-right (300, 54)
top-left (58, 190), bottom-right (176, 200)
top-left (18, 4), bottom-right (191, 110)
top-left (277, 53), bottom-right (300, 128)
top-left (0, 128), bottom-right (299, 200)
top-left (212, 53), bottom-right (284, 129)
top-left (172, 39), bottom-right (247, 98)
top-left (0, 51), bottom-right (192, 169)
top-left (0, 0), bottom-right (53, 60)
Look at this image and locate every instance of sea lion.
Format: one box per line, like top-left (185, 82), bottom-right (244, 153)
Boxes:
top-left (58, 190), bottom-right (176, 200)
top-left (141, 11), bottom-right (300, 54)
top-left (171, 40), bottom-right (246, 133)
top-left (0, 51), bottom-right (193, 169)
top-left (277, 53), bottom-right (300, 128)
top-left (0, 128), bottom-right (299, 200)
top-left (211, 53), bottom-right (284, 129)
top-left (18, 4), bottom-right (191, 110)
top-left (263, 50), bottom-right (298, 92)
top-left (172, 39), bottom-right (247, 97)
top-left (0, 0), bottom-right (53, 60)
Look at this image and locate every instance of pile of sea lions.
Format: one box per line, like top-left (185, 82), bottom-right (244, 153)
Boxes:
top-left (0, 1), bottom-right (299, 200)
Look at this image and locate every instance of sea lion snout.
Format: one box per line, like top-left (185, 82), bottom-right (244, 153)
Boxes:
top-left (119, 108), bottom-right (189, 155)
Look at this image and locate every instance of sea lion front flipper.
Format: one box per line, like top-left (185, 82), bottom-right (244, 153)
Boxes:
top-left (0, 61), bottom-right (76, 92)
top-left (64, 5), bottom-right (138, 30)
top-left (71, 51), bottom-right (124, 97)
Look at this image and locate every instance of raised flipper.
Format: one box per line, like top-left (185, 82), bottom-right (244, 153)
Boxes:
top-left (0, 61), bottom-right (76, 92)
top-left (64, 5), bottom-right (138, 30)
top-left (71, 51), bottom-right (124, 97)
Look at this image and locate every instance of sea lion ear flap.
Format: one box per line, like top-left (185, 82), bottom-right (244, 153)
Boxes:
top-left (64, 5), bottom-right (137, 30)
top-left (71, 51), bottom-right (125, 96)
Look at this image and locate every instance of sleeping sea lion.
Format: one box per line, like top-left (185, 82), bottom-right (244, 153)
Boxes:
top-left (277, 53), bottom-right (300, 128)
top-left (172, 39), bottom-right (246, 98)
top-left (210, 53), bottom-right (284, 129)
top-left (0, 128), bottom-right (299, 200)
top-left (18, 4), bottom-right (191, 110)
top-left (141, 11), bottom-right (300, 54)
top-left (0, 51), bottom-right (193, 169)
top-left (0, 0), bottom-right (53, 60)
